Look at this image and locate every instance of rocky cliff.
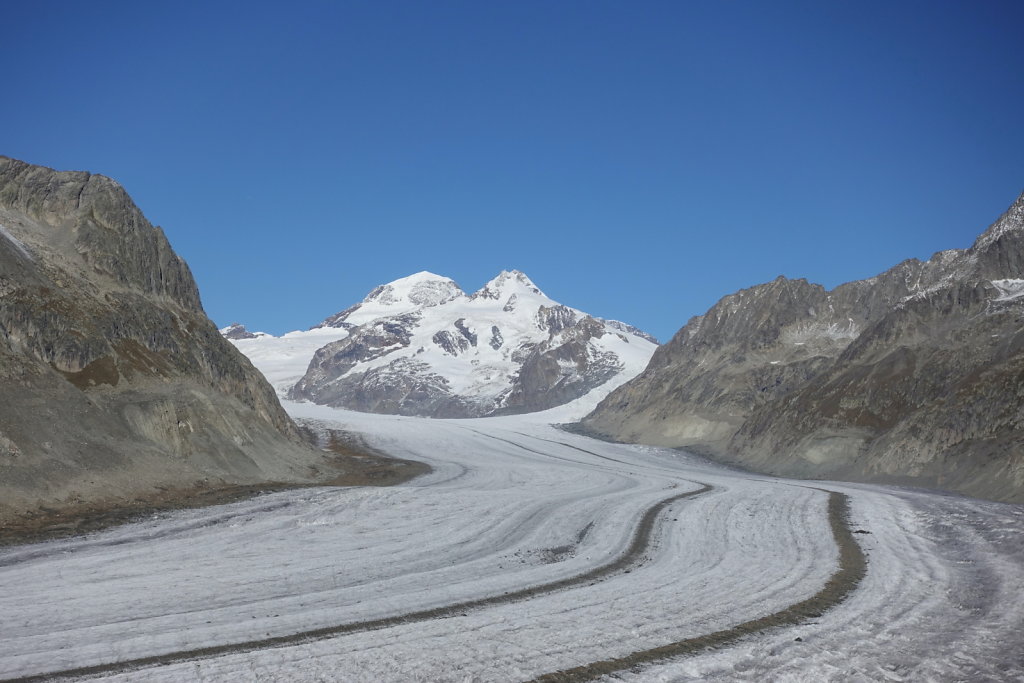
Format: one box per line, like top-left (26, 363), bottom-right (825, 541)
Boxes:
top-left (0, 156), bottom-right (339, 525)
top-left (581, 192), bottom-right (1024, 503)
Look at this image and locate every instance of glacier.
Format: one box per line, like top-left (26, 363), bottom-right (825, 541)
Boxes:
top-left (0, 394), bottom-right (1021, 681)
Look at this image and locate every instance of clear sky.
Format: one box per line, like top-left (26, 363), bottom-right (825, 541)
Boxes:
top-left (3, 1), bottom-right (1022, 342)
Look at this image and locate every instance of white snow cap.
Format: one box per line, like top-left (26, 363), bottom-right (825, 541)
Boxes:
top-left (471, 269), bottom-right (546, 300)
top-left (363, 271), bottom-right (464, 307)
top-left (228, 267), bottom-right (659, 413)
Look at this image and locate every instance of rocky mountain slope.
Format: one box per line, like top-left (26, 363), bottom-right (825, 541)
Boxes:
top-left (581, 192), bottom-right (1024, 503)
top-left (230, 271), bottom-right (658, 418)
top-left (0, 156), bottom-right (343, 525)
top-left (220, 322), bottom-right (264, 340)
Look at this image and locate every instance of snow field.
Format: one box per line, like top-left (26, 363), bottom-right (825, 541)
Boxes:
top-left (229, 327), bottom-right (348, 395)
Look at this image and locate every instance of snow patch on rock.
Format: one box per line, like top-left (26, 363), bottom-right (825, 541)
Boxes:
top-left (0, 224), bottom-right (33, 261)
top-left (991, 278), bottom-right (1024, 302)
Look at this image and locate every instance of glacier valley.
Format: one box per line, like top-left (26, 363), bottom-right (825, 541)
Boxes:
top-left (1, 393), bottom-right (1022, 681)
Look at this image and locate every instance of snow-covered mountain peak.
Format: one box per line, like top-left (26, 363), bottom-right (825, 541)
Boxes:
top-left (227, 269), bottom-right (658, 418)
top-left (316, 271), bottom-right (464, 329)
top-left (471, 269), bottom-right (546, 301)
top-left (363, 271), bottom-right (464, 307)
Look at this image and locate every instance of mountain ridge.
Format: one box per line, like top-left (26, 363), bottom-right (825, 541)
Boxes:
top-left (581, 190), bottom-right (1024, 503)
top-left (228, 270), bottom-right (658, 418)
top-left (0, 156), bottom-right (352, 524)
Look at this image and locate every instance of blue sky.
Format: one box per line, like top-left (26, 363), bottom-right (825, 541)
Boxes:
top-left (3, 1), bottom-right (1022, 342)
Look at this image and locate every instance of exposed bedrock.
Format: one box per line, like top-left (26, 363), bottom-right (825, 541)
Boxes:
top-left (0, 156), bottom-right (338, 522)
top-left (582, 192), bottom-right (1024, 503)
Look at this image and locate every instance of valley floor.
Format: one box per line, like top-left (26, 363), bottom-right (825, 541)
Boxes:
top-left (1, 401), bottom-right (1022, 682)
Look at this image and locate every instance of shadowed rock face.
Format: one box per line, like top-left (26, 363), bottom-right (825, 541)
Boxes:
top-left (496, 314), bottom-right (621, 415)
top-left (582, 192), bottom-right (1024, 503)
top-left (0, 156), bottom-right (331, 522)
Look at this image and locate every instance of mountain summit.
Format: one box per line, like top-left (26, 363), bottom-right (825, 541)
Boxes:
top-left (316, 271), bottom-right (464, 328)
top-left (229, 271), bottom-right (658, 418)
top-left (470, 269), bottom-right (544, 300)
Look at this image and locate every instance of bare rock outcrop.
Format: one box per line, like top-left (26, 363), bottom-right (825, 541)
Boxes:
top-left (582, 192), bottom-right (1024, 503)
top-left (220, 322), bottom-right (260, 340)
top-left (0, 156), bottom-right (336, 523)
